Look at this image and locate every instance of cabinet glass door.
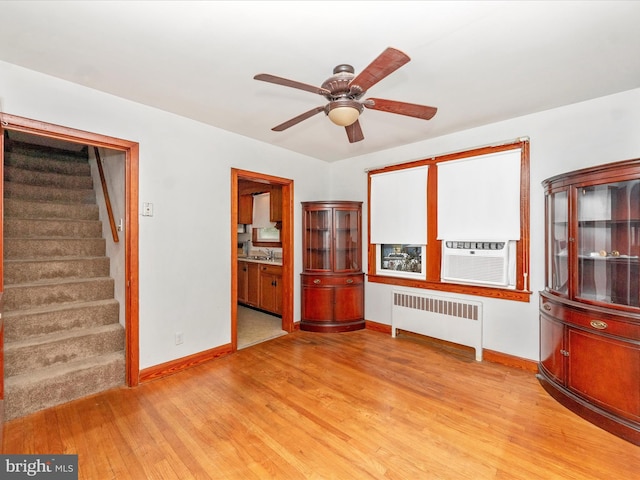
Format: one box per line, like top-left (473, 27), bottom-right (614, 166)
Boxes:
top-left (577, 179), bottom-right (640, 307)
top-left (334, 208), bottom-right (360, 272)
top-left (547, 190), bottom-right (569, 295)
top-left (303, 209), bottom-right (331, 271)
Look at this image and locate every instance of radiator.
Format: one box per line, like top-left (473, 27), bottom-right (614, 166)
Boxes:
top-left (391, 290), bottom-right (483, 361)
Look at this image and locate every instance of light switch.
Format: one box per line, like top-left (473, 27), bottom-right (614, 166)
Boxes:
top-left (142, 202), bottom-right (153, 217)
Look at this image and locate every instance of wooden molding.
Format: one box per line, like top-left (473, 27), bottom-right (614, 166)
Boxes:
top-left (139, 344), bottom-right (233, 383)
top-left (365, 320), bottom-right (392, 334)
top-left (480, 349), bottom-right (538, 372)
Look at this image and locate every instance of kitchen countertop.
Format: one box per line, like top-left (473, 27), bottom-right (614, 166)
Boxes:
top-left (238, 256), bottom-right (283, 266)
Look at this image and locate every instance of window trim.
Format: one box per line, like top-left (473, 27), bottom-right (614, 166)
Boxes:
top-left (367, 139), bottom-right (531, 302)
top-left (375, 244), bottom-right (426, 280)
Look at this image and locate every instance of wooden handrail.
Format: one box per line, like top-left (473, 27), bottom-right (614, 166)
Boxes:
top-left (94, 147), bottom-right (119, 243)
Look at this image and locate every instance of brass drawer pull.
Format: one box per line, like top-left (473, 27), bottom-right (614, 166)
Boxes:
top-left (590, 320), bottom-right (608, 330)
top-left (346, 278), bottom-right (354, 284)
top-left (313, 279), bottom-right (321, 284)
top-left (543, 304), bottom-right (551, 311)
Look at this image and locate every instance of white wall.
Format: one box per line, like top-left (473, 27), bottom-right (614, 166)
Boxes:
top-left (0, 60), bottom-right (331, 369)
top-left (329, 87), bottom-right (640, 361)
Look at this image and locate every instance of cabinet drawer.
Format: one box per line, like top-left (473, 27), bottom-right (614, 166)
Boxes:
top-left (565, 309), bottom-right (640, 341)
top-left (539, 296), bottom-right (566, 320)
top-left (301, 274), bottom-right (363, 287)
top-left (541, 295), bottom-right (640, 341)
top-left (260, 264), bottom-right (282, 275)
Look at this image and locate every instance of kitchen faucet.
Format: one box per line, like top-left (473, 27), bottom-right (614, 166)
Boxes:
top-left (262, 249), bottom-right (275, 260)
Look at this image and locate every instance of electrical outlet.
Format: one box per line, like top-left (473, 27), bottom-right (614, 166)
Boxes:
top-left (142, 202), bottom-right (154, 217)
top-left (175, 332), bottom-right (184, 345)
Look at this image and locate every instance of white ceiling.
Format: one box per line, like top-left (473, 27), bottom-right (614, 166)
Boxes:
top-left (1, 1), bottom-right (639, 162)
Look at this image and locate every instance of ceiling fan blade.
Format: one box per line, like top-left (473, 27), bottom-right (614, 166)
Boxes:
top-left (348, 47), bottom-right (411, 93)
top-left (254, 74), bottom-right (331, 96)
top-left (364, 98), bottom-right (438, 120)
top-left (345, 120), bottom-right (364, 143)
top-left (271, 106), bottom-right (325, 131)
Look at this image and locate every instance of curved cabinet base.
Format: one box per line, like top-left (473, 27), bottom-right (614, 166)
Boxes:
top-left (300, 273), bottom-right (365, 333)
top-left (300, 319), bottom-right (365, 333)
top-left (537, 370), bottom-right (640, 446)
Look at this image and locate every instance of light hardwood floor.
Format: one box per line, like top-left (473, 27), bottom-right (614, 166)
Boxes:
top-left (3, 329), bottom-right (638, 479)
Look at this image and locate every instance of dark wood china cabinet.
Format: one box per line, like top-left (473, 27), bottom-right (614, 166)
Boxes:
top-left (540, 158), bottom-right (640, 445)
top-left (301, 201), bottom-right (364, 332)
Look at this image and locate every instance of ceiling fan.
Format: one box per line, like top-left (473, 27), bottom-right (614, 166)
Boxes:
top-left (254, 47), bottom-right (438, 143)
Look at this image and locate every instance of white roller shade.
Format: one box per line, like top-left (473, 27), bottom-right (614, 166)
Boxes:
top-left (370, 166), bottom-right (428, 244)
top-left (252, 192), bottom-right (275, 228)
top-left (437, 149), bottom-right (521, 241)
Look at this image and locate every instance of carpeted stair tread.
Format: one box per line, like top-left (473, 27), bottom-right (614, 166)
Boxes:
top-left (4, 181), bottom-right (96, 204)
top-left (6, 322), bottom-right (123, 351)
top-left (4, 351), bottom-right (125, 421)
top-left (4, 217), bottom-right (103, 238)
top-left (4, 237), bottom-right (106, 259)
top-left (5, 323), bottom-right (125, 377)
top-left (3, 256), bottom-right (110, 284)
top-left (5, 144), bottom-right (90, 164)
top-left (2, 276), bottom-right (115, 311)
top-left (5, 151), bottom-right (92, 176)
top-left (3, 198), bottom-right (99, 220)
top-left (5, 351), bottom-right (125, 389)
top-left (4, 165), bottom-right (93, 189)
top-left (3, 299), bottom-right (120, 342)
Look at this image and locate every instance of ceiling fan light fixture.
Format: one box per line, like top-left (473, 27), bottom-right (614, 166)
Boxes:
top-left (328, 106), bottom-right (360, 126)
top-left (326, 100), bottom-right (362, 127)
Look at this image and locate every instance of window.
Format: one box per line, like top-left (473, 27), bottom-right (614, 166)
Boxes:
top-left (370, 165), bottom-right (428, 279)
top-left (367, 140), bottom-right (530, 302)
top-left (253, 225), bottom-right (281, 246)
top-left (376, 244), bottom-right (425, 279)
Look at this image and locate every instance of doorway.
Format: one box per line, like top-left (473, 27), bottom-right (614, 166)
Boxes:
top-left (231, 169), bottom-right (294, 351)
top-left (0, 113), bottom-right (140, 386)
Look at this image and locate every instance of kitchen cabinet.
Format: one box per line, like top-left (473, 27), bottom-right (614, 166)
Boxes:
top-left (540, 159), bottom-right (640, 445)
top-left (238, 260), bottom-right (281, 315)
top-left (269, 185), bottom-right (282, 223)
top-left (238, 261), bottom-right (260, 307)
top-left (259, 263), bottom-right (282, 315)
top-left (237, 260), bottom-right (248, 303)
top-left (238, 194), bottom-right (253, 224)
top-left (238, 185), bottom-right (281, 225)
top-left (301, 201), bottom-right (364, 332)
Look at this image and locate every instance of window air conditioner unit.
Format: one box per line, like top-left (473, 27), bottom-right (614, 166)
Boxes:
top-left (441, 241), bottom-right (510, 287)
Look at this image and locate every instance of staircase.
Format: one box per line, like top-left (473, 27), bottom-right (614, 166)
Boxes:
top-left (2, 142), bottom-right (125, 420)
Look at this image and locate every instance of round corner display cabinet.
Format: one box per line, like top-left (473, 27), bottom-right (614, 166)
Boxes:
top-left (300, 201), bottom-right (365, 333)
top-left (540, 158), bottom-right (640, 445)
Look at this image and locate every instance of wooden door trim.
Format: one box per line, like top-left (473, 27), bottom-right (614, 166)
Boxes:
top-left (0, 113), bottom-right (140, 387)
top-left (231, 169), bottom-right (294, 350)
